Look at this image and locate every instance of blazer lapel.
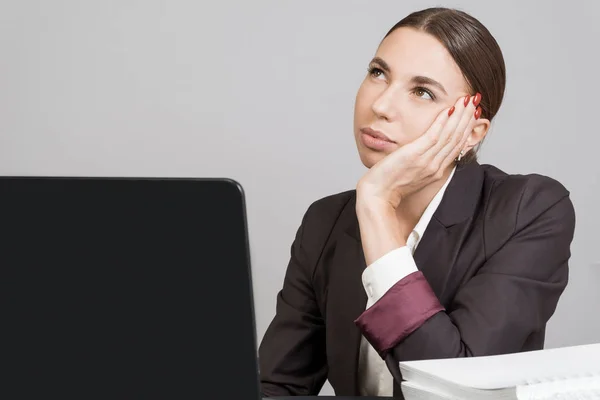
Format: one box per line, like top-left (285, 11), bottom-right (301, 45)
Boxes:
top-left (326, 199), bottom-right (367, 395)
top-left (414, 161), bottom-right (485, 302)
top-left (412, 219), bottom-right (468, 302)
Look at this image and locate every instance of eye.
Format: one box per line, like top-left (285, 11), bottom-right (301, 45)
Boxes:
top-left (413, 87), bottom-right (435, 101)
top-left (367, 66), bottom-right (386, 80)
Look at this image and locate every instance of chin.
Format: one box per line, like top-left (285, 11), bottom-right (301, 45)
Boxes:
top-left (357, 147), bottom-right (386, 169)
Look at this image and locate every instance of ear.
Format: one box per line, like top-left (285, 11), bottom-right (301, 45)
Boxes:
top-left (462, 117), bottom-right (490, 153)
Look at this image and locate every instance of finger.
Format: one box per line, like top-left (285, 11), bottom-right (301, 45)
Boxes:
top-left (442, 113), bottom-right (477, 167)
top-left (422, 94), bottom-right (476, 164)
top-left (438, 105), bottom-right (480, 168)
top-left (438, 93), bottom-right (481, 160)
top-left (435, 94), bottom-right (474, 151)
top-left (405, 104), bottom-right (456, 155)
top-left (453, 94), bottom-right (481, 144)
top-left (438, 93), bottom-right (480, 152)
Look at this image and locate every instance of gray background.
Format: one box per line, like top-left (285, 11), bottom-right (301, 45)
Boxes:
top-left (1, 0), bottom-right (598, 395)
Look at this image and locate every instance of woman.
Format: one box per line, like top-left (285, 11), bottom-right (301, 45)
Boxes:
top-left (258, 7), bottom-right (575, 398)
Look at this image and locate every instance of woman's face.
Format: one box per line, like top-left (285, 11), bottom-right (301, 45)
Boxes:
top-left (354, 27), bottom-right (473, 168)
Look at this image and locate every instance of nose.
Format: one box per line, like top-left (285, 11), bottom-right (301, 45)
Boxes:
top-left (371, 86), bottom-right (400, 121)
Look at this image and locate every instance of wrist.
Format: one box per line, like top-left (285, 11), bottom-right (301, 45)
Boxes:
top-left (356, 199), bottom-right (407, 265)
top-left (355, 195), bottom-right (395, 219)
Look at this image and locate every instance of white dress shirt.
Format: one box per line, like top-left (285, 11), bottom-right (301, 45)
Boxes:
top-left (357, 166), bottom-right (456, 397)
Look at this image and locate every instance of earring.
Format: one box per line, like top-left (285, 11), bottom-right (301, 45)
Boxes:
top-left (457, 150), bottom-right (464, 162)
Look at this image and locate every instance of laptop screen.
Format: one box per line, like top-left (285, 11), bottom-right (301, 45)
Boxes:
top-left (0, 177), bottom-right (260, 399)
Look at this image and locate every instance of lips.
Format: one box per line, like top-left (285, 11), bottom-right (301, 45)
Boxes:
top-left (359, 127), bottom-right (397, 151)
top-left (360, 127), bottom-right (395, 143)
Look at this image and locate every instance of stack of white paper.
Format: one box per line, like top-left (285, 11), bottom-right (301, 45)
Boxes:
top-left (399, 343), bottom-right (600, 399)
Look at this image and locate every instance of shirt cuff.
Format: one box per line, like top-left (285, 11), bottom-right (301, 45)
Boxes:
top-left (362, 246), bottom-right (418, 307)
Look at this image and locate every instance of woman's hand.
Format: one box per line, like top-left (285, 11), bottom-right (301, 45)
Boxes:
top-left (356, 94), bottom-right (481, 212)
top-left (355, 94), bottom-right (481, 265)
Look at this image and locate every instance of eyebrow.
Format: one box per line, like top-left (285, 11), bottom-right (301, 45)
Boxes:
top-left (410, 76), bottom-right (448, 96)
top-left (370, 57), bottom-right (448, 96)
top-left (370, 57), bottom-right (392, 75)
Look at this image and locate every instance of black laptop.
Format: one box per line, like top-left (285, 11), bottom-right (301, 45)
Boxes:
top-left (0, 177), bottom-right (262, 399)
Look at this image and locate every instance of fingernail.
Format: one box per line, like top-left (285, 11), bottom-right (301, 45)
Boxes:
top-left (448, 106), bottom-right (455, 116)
top-left (472, 93), bottom-right (482, 107)
top-left (474, 106), bottom-right (482, 119)
top-left (463, 95), bottom-right (471, 107)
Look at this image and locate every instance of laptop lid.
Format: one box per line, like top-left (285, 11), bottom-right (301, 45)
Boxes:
top-left (0, 177), bottom-right (260, 399)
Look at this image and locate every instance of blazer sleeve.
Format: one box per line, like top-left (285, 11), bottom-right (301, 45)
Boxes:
top-left (354, 176), bottom-right (576, 379)
top-left (258, 194), bottom-right (350, 397)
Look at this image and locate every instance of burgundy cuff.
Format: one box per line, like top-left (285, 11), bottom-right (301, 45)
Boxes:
top-left (354, 271), bottom-right (444, 357)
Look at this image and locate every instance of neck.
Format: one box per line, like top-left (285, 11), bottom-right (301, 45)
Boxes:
top-left (395, 164), bottom-right (455, 231)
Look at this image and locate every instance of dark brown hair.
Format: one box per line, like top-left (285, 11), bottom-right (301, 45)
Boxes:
top-left (385, 8), bottom-right (506, 164)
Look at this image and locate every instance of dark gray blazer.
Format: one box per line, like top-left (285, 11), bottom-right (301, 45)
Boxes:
top-left (259, 161), bottom-right (576, 398)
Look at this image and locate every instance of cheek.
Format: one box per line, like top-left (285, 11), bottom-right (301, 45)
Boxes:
top-left (403, 105), bottom-right (440, 140)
